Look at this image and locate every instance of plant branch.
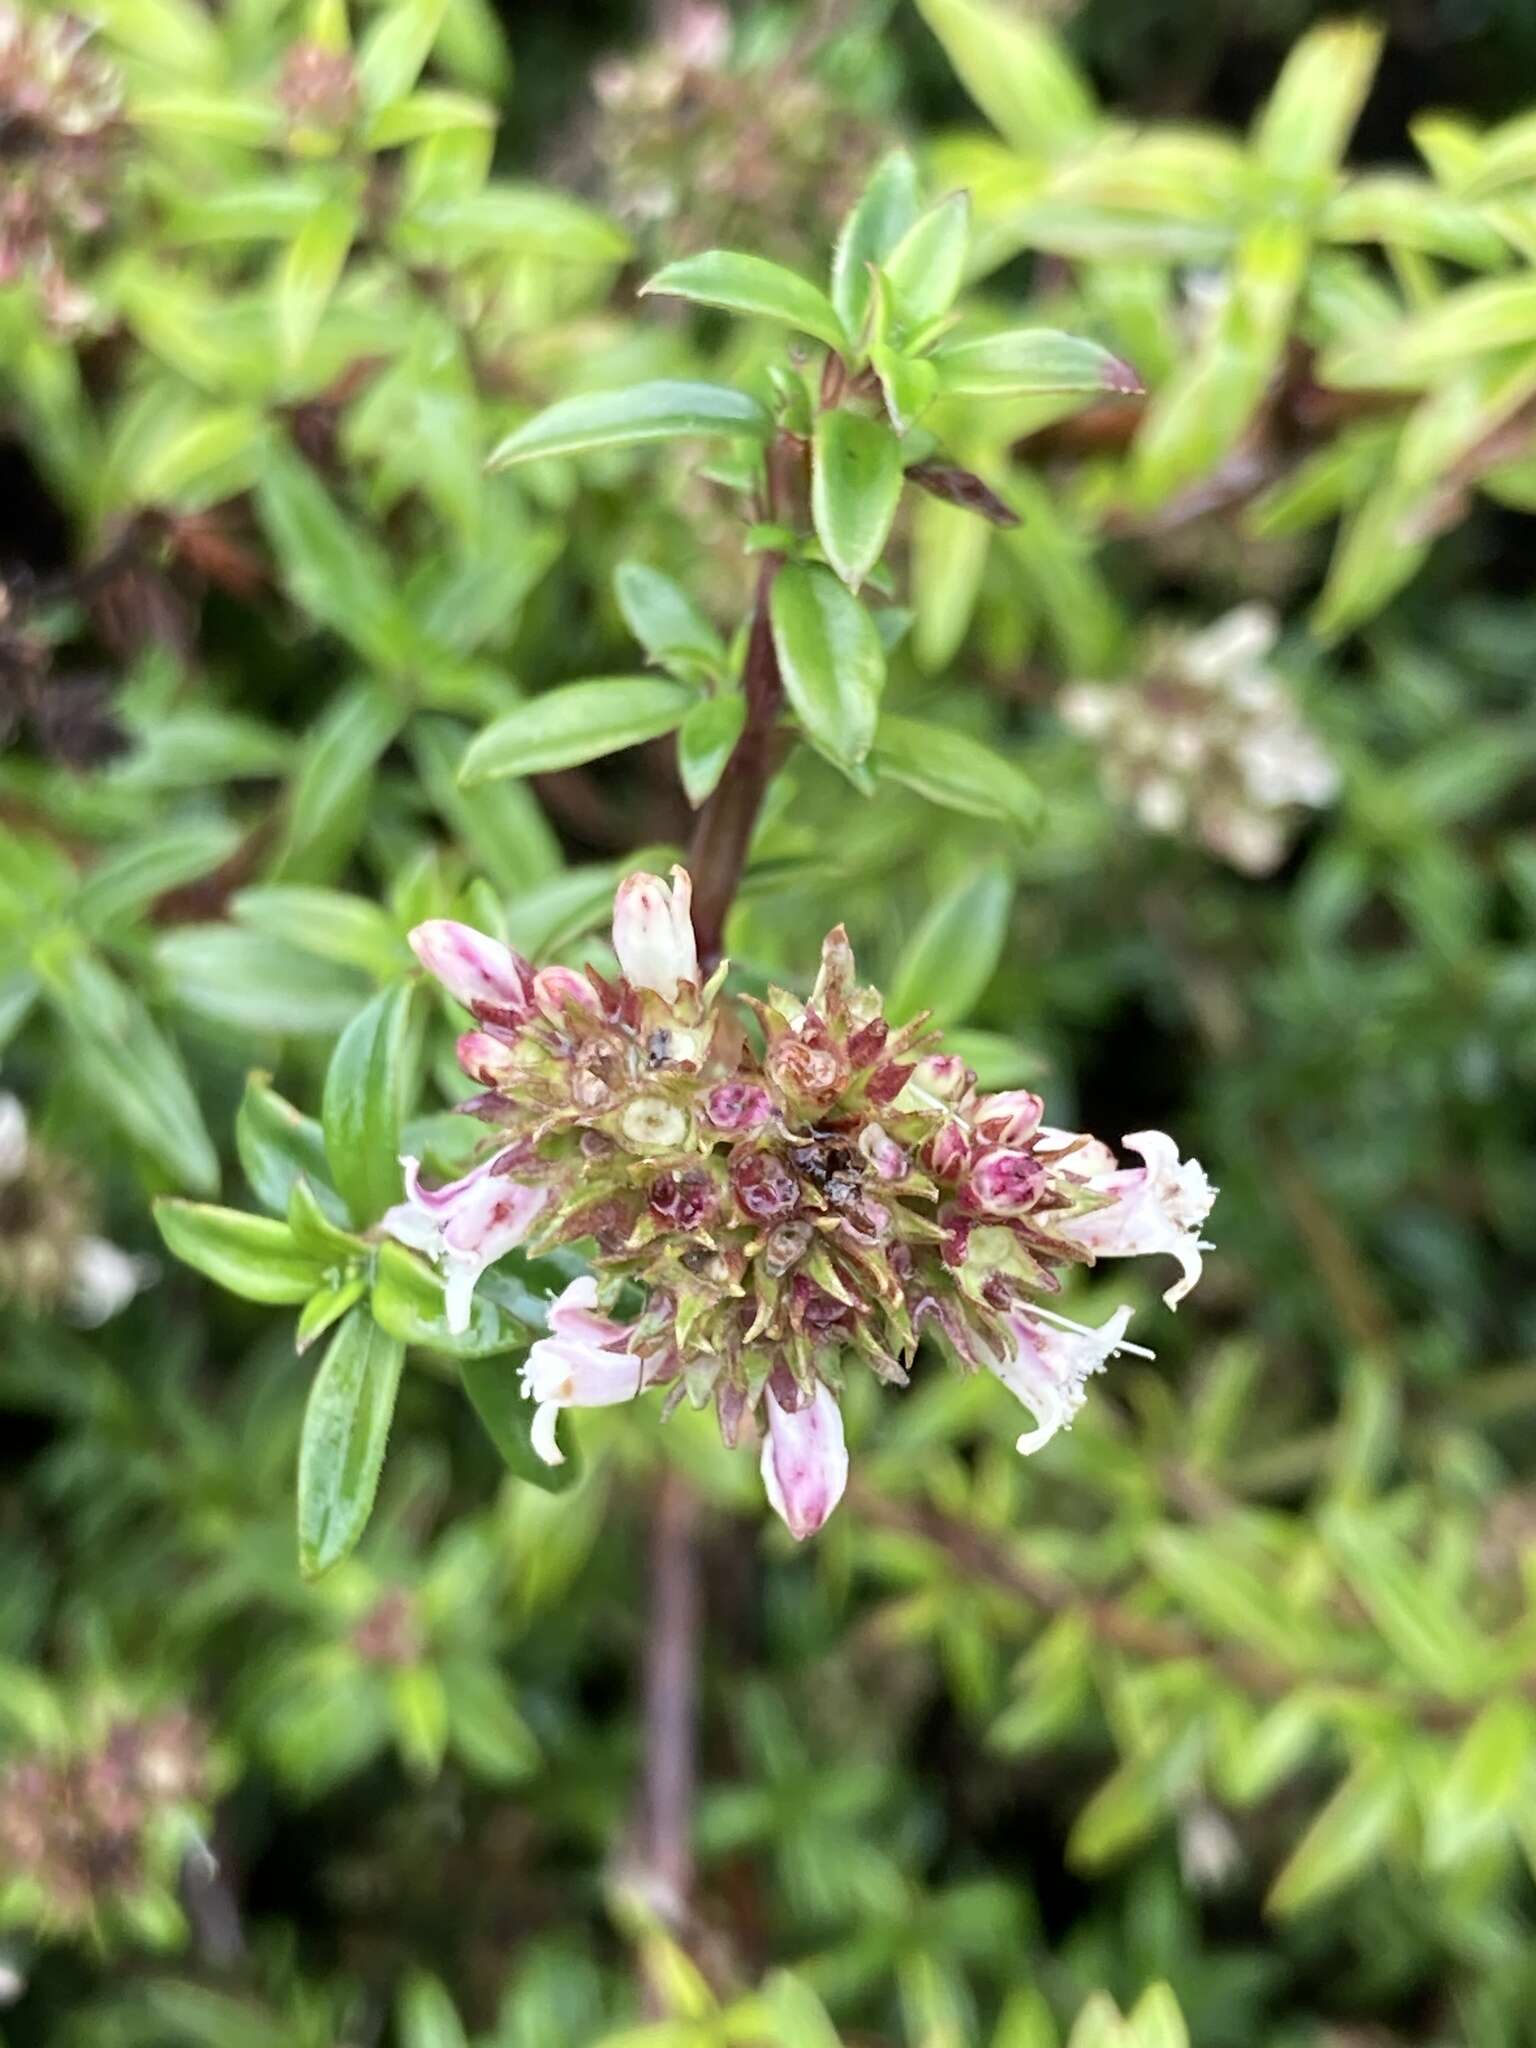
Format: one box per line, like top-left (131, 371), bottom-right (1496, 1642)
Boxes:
top-left (636, 1465), bottom-right (701, 1940)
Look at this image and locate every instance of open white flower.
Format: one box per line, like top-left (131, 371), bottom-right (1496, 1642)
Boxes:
top-left (520, 1276), bottom-right (653, 1465)
top-left (989, 1303), bottom-right (1151, 1454)
top-left (381, 1150), bottom-right (547, 1334)
top-left (1055, 1130), bottom-right (1217, 1307)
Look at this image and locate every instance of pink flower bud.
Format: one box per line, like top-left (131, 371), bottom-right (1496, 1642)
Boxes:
top-left (520, 1277), bottom-right (652, 1464)
top-left (909, 1054), bottom-right (970, 1102)
top-left (732, 1149), bottom-right (800, 1221)
top-left (968, 1148), bottom-right (1048, 1215)
top-left (928, 1121), bottom-right (971, 1181)
top-left (410, 920), bottom-right (535, 1022)
top-left (759, 1380), bottom-right (848, 1540)
top-left (1054, 1130), bottom-right (1217, 1307)
top-left (612, 865), bottom-right (698, 1001)
top-left (457, 1030), bottom-right (518, 1088)
top-left (705, 1082), bottom-right (772, 1133)
top-left (974, 1090), bottom-right (1045, 1146)
top-left (534, 965), bottom-right (601, 1020)
top-left (859, 1124), bottom-right (908, 1180)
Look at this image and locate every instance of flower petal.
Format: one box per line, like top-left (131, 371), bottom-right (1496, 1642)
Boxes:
top-left (759, 1381), bottom-right (848, 1541)
top-left (612, 865), bottom-right (698, 1001)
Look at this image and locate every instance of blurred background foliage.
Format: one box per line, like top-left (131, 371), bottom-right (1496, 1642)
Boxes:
top-left (3, 0), bottom-right (1536, 2044)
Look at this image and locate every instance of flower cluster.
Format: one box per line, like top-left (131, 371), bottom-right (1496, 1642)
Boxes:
top-left (385, 870), bottom-right (1215, 1539)
top-left (588, 3), bottom-right (881, 264)
top-left (0, 1709), bottom-right (207, 1935)
top-left (1060, 605), bottom-right (1340, 876)
top-left (0, 1091), bottom-right (150, 1324)
top-left (0, 5), bottom-right (123, 332)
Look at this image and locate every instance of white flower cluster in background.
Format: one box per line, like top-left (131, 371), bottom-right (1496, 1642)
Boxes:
top-left (1061, 605), bottom-right (1341, 875)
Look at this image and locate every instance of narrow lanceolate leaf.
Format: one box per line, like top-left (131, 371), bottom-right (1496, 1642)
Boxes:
top-left (613, 562), bottom-right (726, 681)
top-left (831, 150), bottom-right (922, 342)
top-left (321, 983), bottom-right (417, 1225)
top-left (889, 865), bottom-right (1013, 1027)
top-left (486, 381), bottom-right (771, 469)
top-left (769, 563), bottom-right (885, 777)
top-left (1322, 1509), bottom-right (1493, 1694)
top-left (1253, 21), bottom-right (1382, 184)
top-left (642, 252), bottom-right (846, 353)
top-left (676, 694), bottom-right (747, 807)
top-left (154, 1200), bottom-right (331, 1304)
top-left (355, 0), bottom-right (449, 110)
top-left (275, 198), bottom-right (356, 371)
top-left (297, 1309), bottom-right (406, 1577)
top-left (1266, 1762), bottom-right (1404, 1917)
top-left (1323, 276), bottom-right (1536, 389)
top-left (882, 192), bottom-right (970, 334)
top-left (934, 327), bottom-right (1142, 397)
top-left (237, 1074), bottom-right (342, 1219)
top-left (459, 676), bottom-right (694, 785)
top-left (812, 411), bottom-right (904, 590)
top-left (1425, 1697), bottom-right (1533, 1870)
top-left (873, 713), bottom-right (1039, 829)
top-left (914, 0), bottom-right (1096, 156)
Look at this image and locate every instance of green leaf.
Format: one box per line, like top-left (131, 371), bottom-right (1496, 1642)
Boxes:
top-left (440, 1658), bottom-right (539, 1781)
top-left (154, 1200), bottom-right (331, 1304)
top-left (873, 714), bottom-right (1040, 829)
top-left (812, 411), bottom-right (904, 591)
top-left (356, 0), bottom-right (448, 109)
top-left (408, 715), bottom-right (562, 896)
top-left (361, 88), bottom-right (494, 147)
top-left (832, 149), bottom-right (922, 342)
top-left (1126, 1986), bottom-right (1188, 2048)
top-left (458, 677), bottom-right (694, 784)
top-left (36, 940), bottom-right (219, 1194)
top-left (888, 864), bottom-right (1012, 1026)
top-left (759, 1972), bottom-right (843, 2048)
top-left (237, 1074), bottom-right (341, 1218)
top-left (934, 327), bottom-right (1142, 397)
top-left (405, 185), bottom-right (628, 264)
top-left (73, 821), bottom-right (241, 932)
top-left (397, 1971), bottom-right (468, 2048)
top-left (614, 562), bottom-right (726, 681)
top-left (871, 346), bottom-right (939, 431)
top-left (643, 250), bottom-right (845, 351)
top-left (297, 1309), bottom-right (406, 1577)
top-left (676, 694), bottom-right (746, 808)
top-left (1323, 1509), bottom-right (1493, 1694)
top-left (1425, 1697), bottom-right (1533, 1870)
top-left (129, 89), bottom-right (281, 144)
top-left (155, 926), bottom-right (372, 1037)
top-left (274, 680), bottom-right (405, 881)
top-left (911, 487), bottom-right (992, 673)
top-left (487, 380), bottom-right (771, 469)
top-left (1267, 1762), bottom-right (1404, 1917)
top-left (914, 0), bottom-right (1096, 156)
top-left (275, 198), bottom-right (357, 371)
top-left (255, 447), bottom-right (419, 671)
top-left (1253, 21), bottom-right (1381, 184)
top-left (460, 1353), bottom-right (579, 1491)
top-left (232, 886), bottom-right (407, 980)
top-left (882, 192), bottom-right (970, 334)
top-left (322, 983), bottom-right (417, 1225)
top-left (296, 1274), bottom-right (369, 1354)
top-left (769, 563), bottom-right (885, 778)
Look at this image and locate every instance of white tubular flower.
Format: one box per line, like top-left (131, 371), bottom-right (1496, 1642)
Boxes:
top-left (759, 1380), bottom-right (848, 1541)
top-left (612, 865), bottom-right (698, 1002)
top-left (990, 1303), bottom-right (1151, 1455)
top-left (520, 1277), bottom-right (651, 1465)
top-left (381, 1150), bottom-right (547, 1334)
top-left (1057, 1130), bottom-right (1217, 1307)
